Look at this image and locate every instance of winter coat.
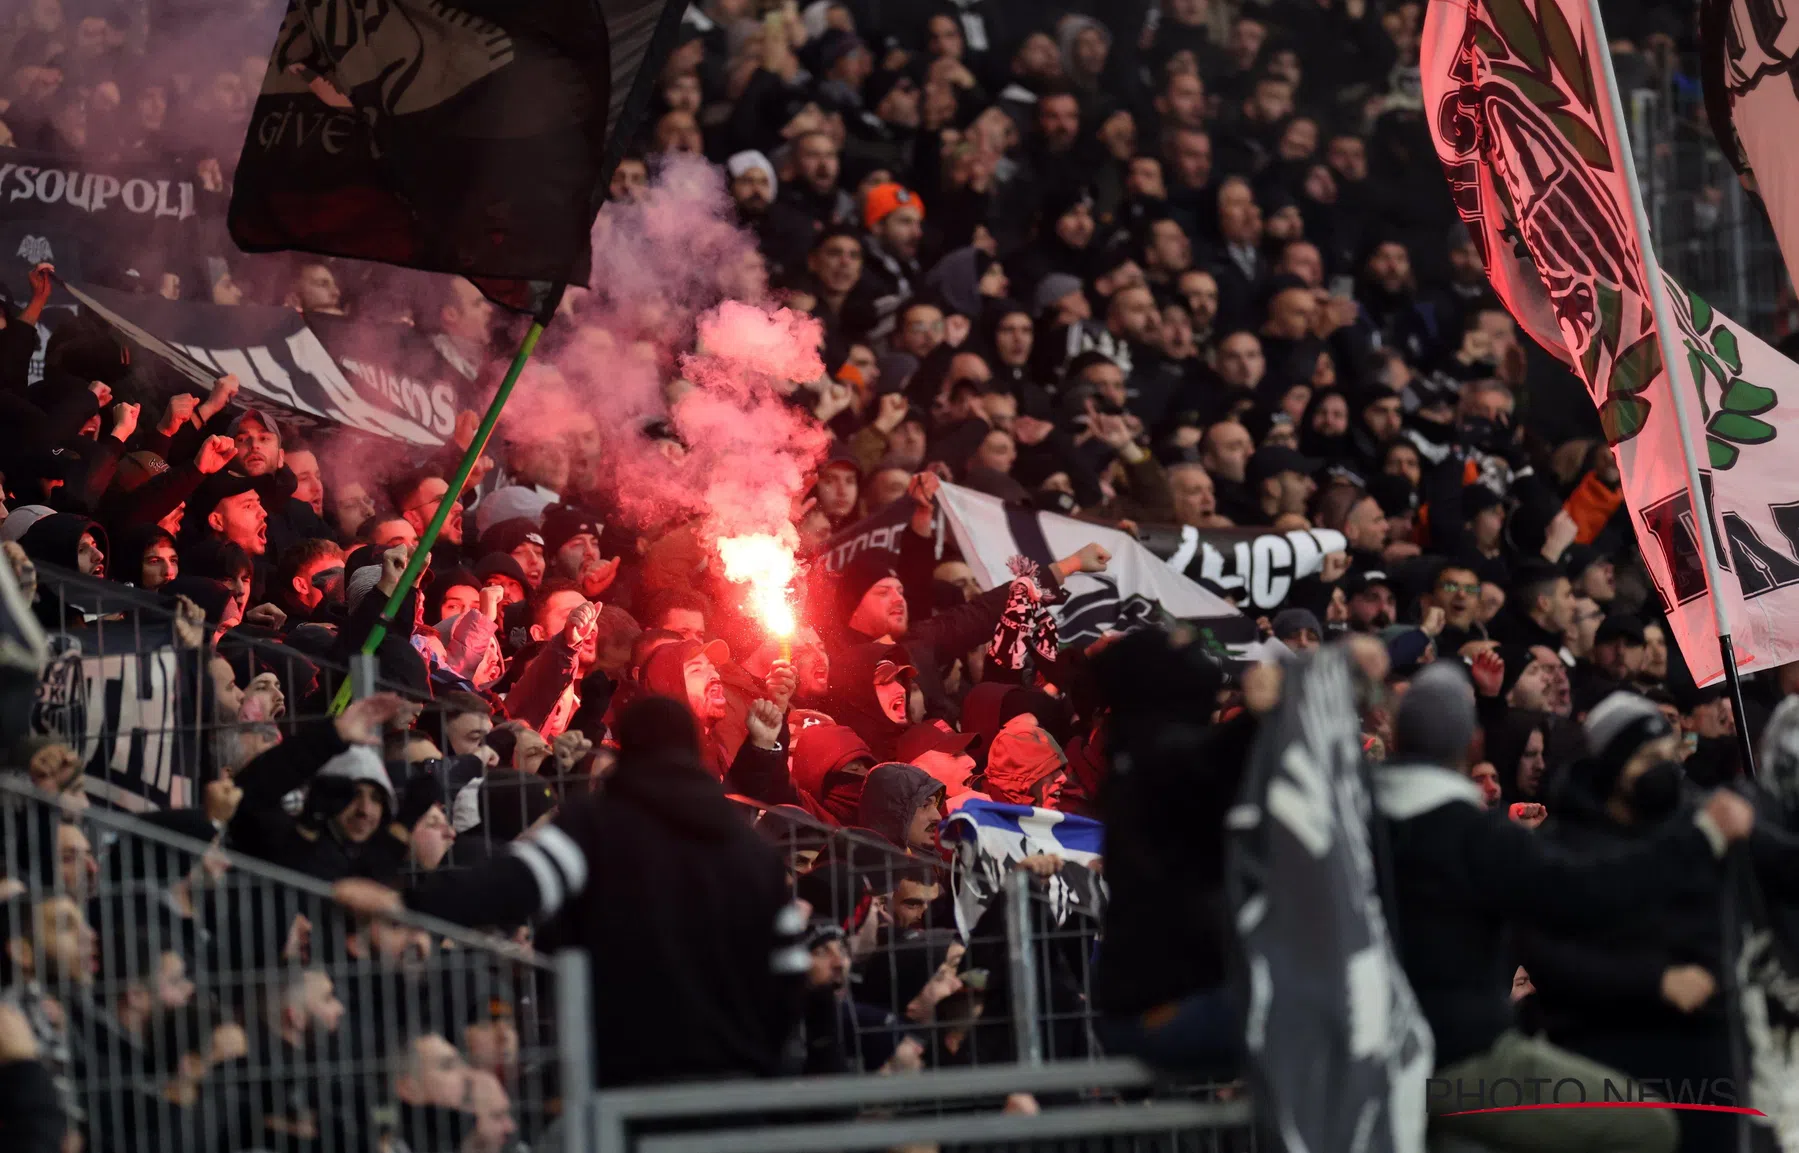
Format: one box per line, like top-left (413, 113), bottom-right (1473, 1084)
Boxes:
top-left (1374, 760), bottom-right (1729, 1067)
top-left (406, 740), bottom-right (806, 1086)
top-left (1517, 768), bottom-right (1735, 1151)
top-left (227, 721), bottom-right (408, 883)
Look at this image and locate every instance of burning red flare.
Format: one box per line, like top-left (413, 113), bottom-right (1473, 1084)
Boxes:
top-left (718, 533), bottom-right (798, 654)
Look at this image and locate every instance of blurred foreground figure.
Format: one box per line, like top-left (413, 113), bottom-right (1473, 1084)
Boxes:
top-left (337, 696), bottom-right (806, 1086)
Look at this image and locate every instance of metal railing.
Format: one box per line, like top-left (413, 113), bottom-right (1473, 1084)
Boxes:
top-left (20, 561), bottom-right (427, 814)
top-left (585, 1059), bottom-right (1255, 1153)
top-left (0, 775), bottom-right (562, 1153)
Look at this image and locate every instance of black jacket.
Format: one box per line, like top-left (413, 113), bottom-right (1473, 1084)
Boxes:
top-left (1094, 711), bottom-right (1256, 1016)
top-left (407, 749), bottom-right (806, 1086)
top-left (1374, 761), bottom-right (1729, 1067)
top-left (0, 1061), bottom-right (64, 1153)
top-left (227, 721), bottom-right (408, 883)
top-left (1515, 774), bottom-right (1735, 1146)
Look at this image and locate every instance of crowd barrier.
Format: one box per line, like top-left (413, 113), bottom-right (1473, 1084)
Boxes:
top-left (0, 775), bottom-right (565, 1153)
top-left (20, 560), bottom-right (460, 813)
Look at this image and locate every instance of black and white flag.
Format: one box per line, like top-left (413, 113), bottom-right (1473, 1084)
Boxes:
top-left (1226, 645), bottom-right (1432, 1153)
top-left (1163, 525), bottom-right (1350, 612)
top-left (29, 572), bottom-right (190, 813)
top-left (60, 278), bottom-right (472, 445)
top-left (932, 483), bottom-right (1254, 652)
top-left (231, 0), bottom-right (687, 311)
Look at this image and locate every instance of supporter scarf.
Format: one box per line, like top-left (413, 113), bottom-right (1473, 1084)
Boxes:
top-left (985, 559), bottom-right (1060, 673)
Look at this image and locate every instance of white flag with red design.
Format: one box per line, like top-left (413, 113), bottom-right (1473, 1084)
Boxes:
top-left (1423, 0), bottom-right (1799, 687)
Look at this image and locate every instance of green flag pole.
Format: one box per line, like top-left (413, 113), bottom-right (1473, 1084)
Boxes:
top-left (329, 315), bottom-right (551, 715)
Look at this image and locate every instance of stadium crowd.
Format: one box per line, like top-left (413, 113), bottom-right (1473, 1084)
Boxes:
top-left (3, 1), bottom-right (1795, 1153)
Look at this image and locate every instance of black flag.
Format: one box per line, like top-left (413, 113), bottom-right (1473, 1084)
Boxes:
top-left (1226, 645), bottom-right (1434, 1153)
top-left (229, 0), bottom-right (685, 310)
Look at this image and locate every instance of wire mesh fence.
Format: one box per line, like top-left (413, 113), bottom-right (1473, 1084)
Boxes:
top-left (0, 775), bottom-right (562, 1153)
top-left (1629, 68), bottom-right (1794, 340)
top-left (8, 554), bottom-right (1260, 1148)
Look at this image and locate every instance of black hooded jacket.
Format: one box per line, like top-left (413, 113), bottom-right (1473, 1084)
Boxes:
top-left (825, 642), bottom-right (911, 762)
top-left (1515, 763), bottom-right (1732, 1089)
top-left (1089, 632), bottom-right (1253, 1017)
top-left (226, 721), bottom-right (408, 883)
top-left (1374, 759), bottom-right (1730, 1067)
top-left (407, 697), bottom-right (806, 1086)
top-left (855, 761), bottom-right (944, 851)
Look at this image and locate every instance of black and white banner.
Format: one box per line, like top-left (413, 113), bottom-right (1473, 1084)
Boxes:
top-left (0, 150), bottom-right (207, 236)
top-left (60, 279), bottom-right (471, 445)
top-left (1164, 525), bottom-right (1349, 612)
top-left (1226, 645), bottom-right (1433, 1153)
top-left (811, 496), bottom-right (914, 573)
top-left (27, 570), bottom-right (192, 813)
top-left (933, 483), bottom-right (1252, 650)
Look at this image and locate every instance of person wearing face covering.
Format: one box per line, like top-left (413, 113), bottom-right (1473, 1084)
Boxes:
top-left (1514, 692), bottom-right (1735, 1152)
top-left (1378, 672), bottom-right (1761, 1153)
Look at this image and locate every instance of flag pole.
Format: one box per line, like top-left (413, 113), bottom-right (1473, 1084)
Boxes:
top-left (1586, 0), bottom-right (1756, 776)
top-left (329, 297), bottom-right (558, 715)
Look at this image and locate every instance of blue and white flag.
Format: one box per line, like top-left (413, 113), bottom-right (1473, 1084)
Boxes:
top-left (941, 799), bottom-right (1104, 938)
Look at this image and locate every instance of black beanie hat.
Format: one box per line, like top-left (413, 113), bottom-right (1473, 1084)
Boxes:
top-left (836, 548), bottom-right (902, 624)
top-left (397, 773), bottom-right (448, 831)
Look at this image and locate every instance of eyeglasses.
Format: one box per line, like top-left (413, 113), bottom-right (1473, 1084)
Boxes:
top-left (1437, 581), bottom-right (1480, 595)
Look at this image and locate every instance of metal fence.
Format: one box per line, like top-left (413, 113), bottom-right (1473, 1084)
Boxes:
top-left (0, 774), bottom-right (562, 1153)
top-left (8, 555), bottom-right (1261, 1149)
top-left (1629, 62), bottom-right (1793, 340)
top-left (2, 765), bottom-right (1260, 1153)
top-left (20, 560), bottom-right (453, 814)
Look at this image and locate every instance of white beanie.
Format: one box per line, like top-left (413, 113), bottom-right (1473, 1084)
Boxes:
top-left (726, 150), bottom-right (778, 200)
top-left (1583, 691), bottom-right (1669, 768)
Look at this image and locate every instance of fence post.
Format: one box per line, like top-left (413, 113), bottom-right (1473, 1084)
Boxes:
top-left (1005, 869), bottom-right (1043, 1065)
top-left (350, 651), bottom-right (378, 701)
top-left (558, 948), bottom-right (596, 1153)
top-left (1727, 166), bottom-right (1752, 322)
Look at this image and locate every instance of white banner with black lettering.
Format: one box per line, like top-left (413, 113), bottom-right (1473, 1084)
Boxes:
top-left (1165, 526), bottom-right (1349, 612)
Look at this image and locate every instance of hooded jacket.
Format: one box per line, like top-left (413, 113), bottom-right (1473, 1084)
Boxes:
top-left (722, 720), bottom-right (868, 828)
top-left (824, 642), bottom-right (912, 762)
top-left (406, 697), bottom-right (806, 1085)
top-left (18, 512), bottom-right (104, 574)
top-left (227, 722), bottom-right (408, 882)
top-left (19, 513), bottom-right (108, 628)
top-left (1512, 758), bottom-right (1733, 1132)
top-left (855, 762), bottom-right (944, 850)
top-left (1375, 758), bottom-right (1730, 1067)
top-left (983, 713), bottom-right (1068, 807)
top-left (110, 523), bottom-right (173, 589)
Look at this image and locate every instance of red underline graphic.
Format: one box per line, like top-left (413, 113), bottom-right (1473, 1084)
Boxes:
top-left (1444, 1103), bottom-right (1766, 1117)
